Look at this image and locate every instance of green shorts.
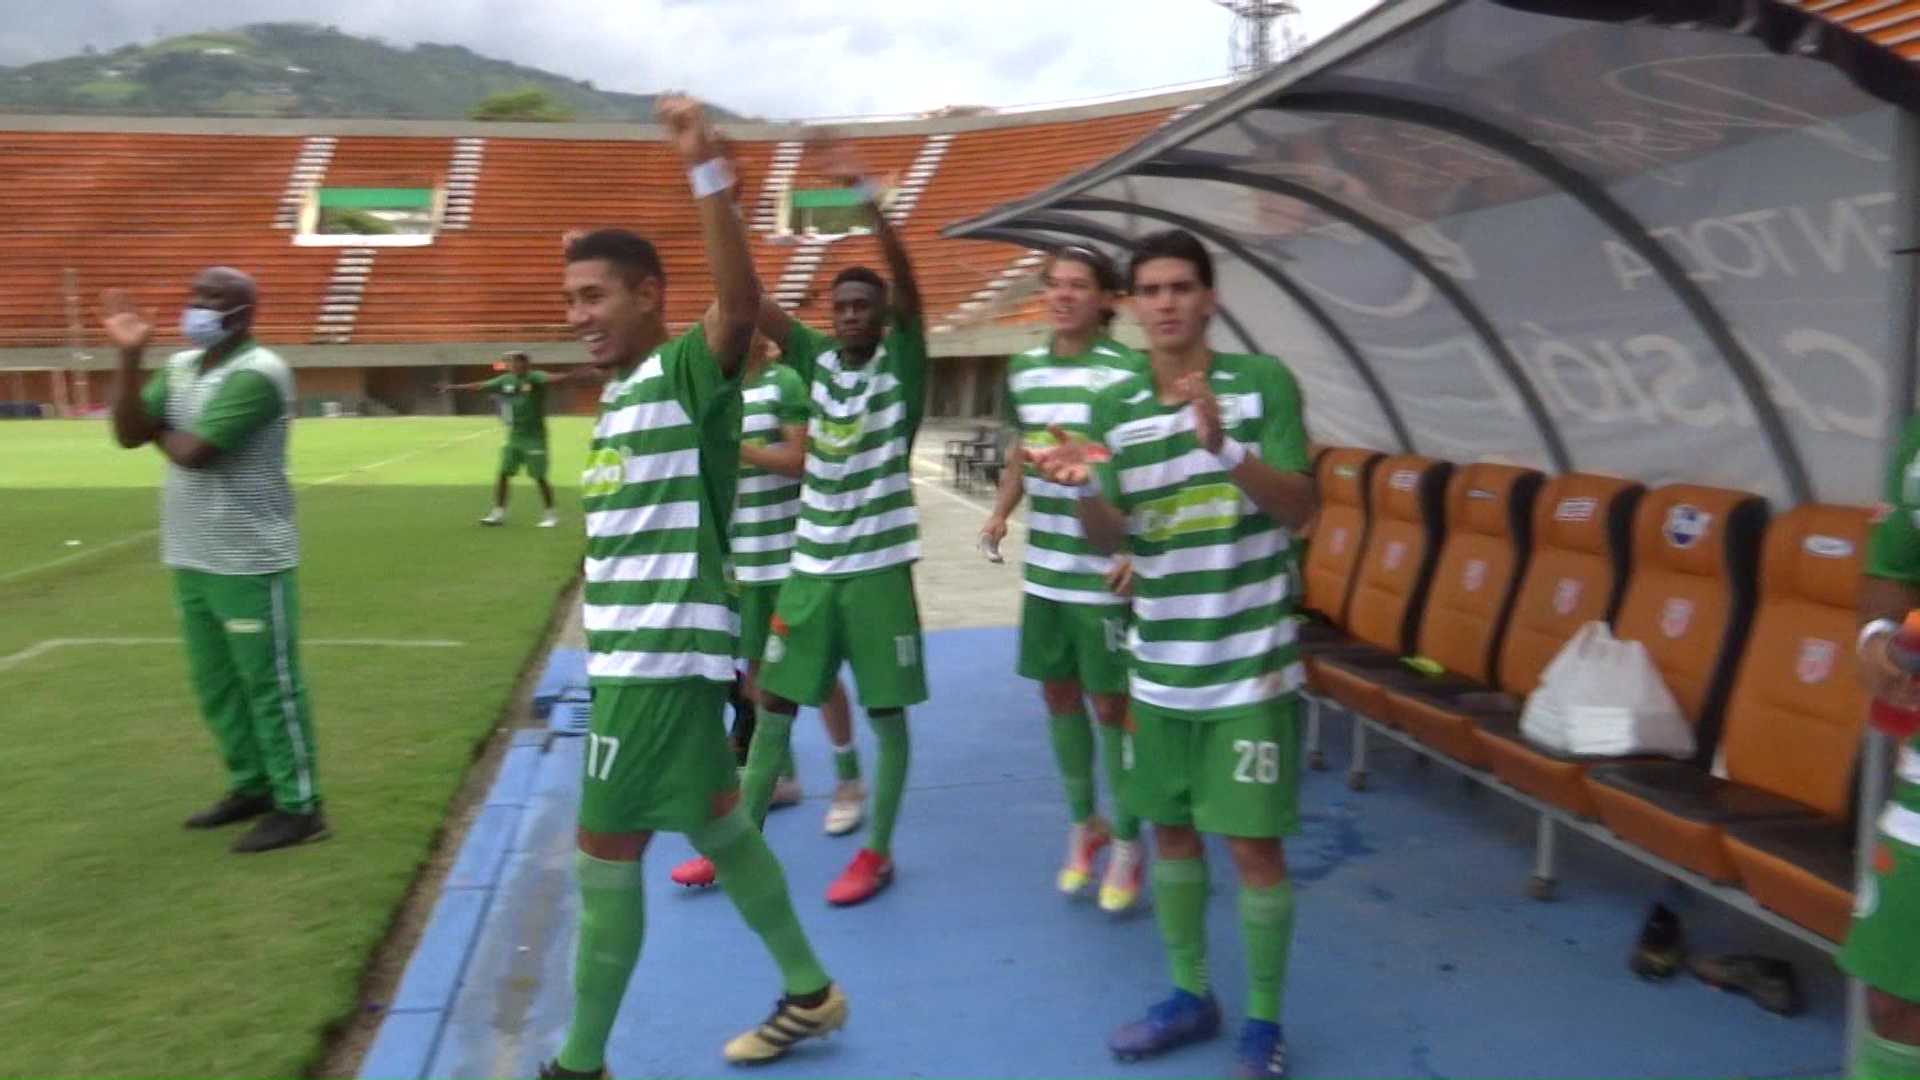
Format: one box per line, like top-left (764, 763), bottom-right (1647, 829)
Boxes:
top-left (737, 580), bottom-right (784, 665)
top-left (758, 564), bottom-right (927, 710)
top-left (1121, 695), bottom-right (1303, 839)
top-left (577, 679), bottom-right (737, 835)
top-left (1841, 829), bottom-right (1920, 1001)
top-left (1017, 592), bottom-right (1129, 694)
top-left (500, 437), bottom-right (549, 480)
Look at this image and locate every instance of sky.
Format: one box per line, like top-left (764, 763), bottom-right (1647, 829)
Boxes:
top-left (0, 0), bottom-right (1380, 118)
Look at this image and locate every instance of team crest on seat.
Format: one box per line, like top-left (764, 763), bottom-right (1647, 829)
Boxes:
top-left (1552, 577), bottom-right (1581, 615)
top-left (1462, 559), bottom-right (1487, 592)
top-left (1383, 540), bottom-right (1405, 571)
top-left (1329, 528), bottom-right (1348, 555)
top-left (1663, 505), bottom-right (1712, 549)
top-left (1795, 638), bottom-right (1836, 684)
top-left (1660, 597), bottom-right (1693, 638)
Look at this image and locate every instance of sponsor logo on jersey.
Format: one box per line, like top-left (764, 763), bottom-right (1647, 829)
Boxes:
top-left (1135, 483), bottom-right (1240, 543)
top-left (581, 447), bottom-right (627, 500)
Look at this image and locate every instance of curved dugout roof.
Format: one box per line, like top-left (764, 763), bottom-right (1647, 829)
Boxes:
top-left (946, 0), bottom-right (1920, 508)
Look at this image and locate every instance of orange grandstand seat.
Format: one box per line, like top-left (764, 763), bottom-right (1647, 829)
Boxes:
top-left (1307, 455), bottom-right (1451, 717)
top-left (1298, 447), bottom-right (1384, 644)
top-left (1586, 505), bottom-right (1869, 911)
top-left (1477, 484), bottom-right (1767, 818)
top-left (1315, 463), bottom-right (1543, 728)
top-left (1388, 473), bottom-right (1640, 765)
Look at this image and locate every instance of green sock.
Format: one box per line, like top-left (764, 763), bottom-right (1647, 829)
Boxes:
top-left (556, 853), bottom-right (645, 1074)
top-left (867, 710), bottom-right (910, 856)
top-left (1240, 881), bottom-right (1297, 1022)
top-left (741, 707), bottom-right (796, 826)
top-left (1154, 856), bottom-right (1211, 996)
top-left (1049, 711), bottom-right (1096, 822)
top-left (1097, 722), bottom-right (1141, 842)
top-left (833, 741), bottom-right (862, 782)
top-left (693, 808), bottom-right (831, 996)
top-left (1857, 1033), bottom-right (1920, 1080)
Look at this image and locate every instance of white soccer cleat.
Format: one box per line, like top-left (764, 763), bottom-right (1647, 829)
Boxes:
top-left (771, 775), bottom-right (803, 808)
top-left (538, 511), bottom-right (559, 528)
top-left (479, 507), bottom-right (506, 526)
top-left (824, 779), bottom-right (865, 836)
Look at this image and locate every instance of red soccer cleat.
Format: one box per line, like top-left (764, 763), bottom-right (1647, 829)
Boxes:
top-left (670, 855), bottom-right (716, 888)
top-left (825, 848), bottom-right (894, 906)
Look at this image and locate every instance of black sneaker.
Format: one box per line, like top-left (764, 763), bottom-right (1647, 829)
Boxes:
top-left (536, 1060), bottom-right (608, 1079)
top-left (231, 810), bottom-right (329, 854)
top-left (1629, 902), bottom-right (1684, 981)
top-left (1689, 954), bottom-right (1803, 1016)
top-left (184, 791), bottom-right (274, 829)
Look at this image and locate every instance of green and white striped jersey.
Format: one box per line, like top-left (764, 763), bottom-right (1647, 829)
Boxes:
top-left (781, 314), bottom-right (928, 578)
top-left (1088, 352), bottom-right (1313, 720)
top-left (732, 363), bottom-right (809, 585)
top-left (580, 326), bottom-right (743, 685)
top-left (141, 341), bottom-right (298, 576)
top-left (1005, 335), bottom-right (1146, 605)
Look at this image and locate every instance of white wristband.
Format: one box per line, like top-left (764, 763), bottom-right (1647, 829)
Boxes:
top-left (1211, 439), bottom-right (1248, 471)
top-left (689, 158), bottom-right (736, 199)
top-left (1861, 617), bottom-right (1900, 656)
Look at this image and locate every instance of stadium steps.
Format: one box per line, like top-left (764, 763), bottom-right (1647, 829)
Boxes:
top-left (752, 140), bottom-right (805, 232)
top-left (882, 132), bottom-right (953, 223)
top-left (312, 248), bottom-right (376, 345)
top-left (441, 138), bottom-right (486, 231)
top-left (275, 136), bottom-right (337, 230)
top-left (773, 237), bottom-right (832, 309)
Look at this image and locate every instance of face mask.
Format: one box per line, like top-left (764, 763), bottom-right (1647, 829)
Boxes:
top-left (180, 304), bottom-right (248, 348)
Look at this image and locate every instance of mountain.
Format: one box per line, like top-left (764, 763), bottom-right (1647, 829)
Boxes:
top-left (0, 23), bottom-right (740, 120)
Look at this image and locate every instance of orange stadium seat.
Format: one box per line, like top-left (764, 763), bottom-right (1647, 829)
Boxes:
top-left (1298, 447), bottom-right (1384, 642)
top-left (1476, 484), bottom-right (1768, 819)
top-left (1305, 455), bottom-right (1450, 718)
top-left (1386, 473), bottom-right (1641, 767)
top-left (1588, 504), bottom-right (1870, 908)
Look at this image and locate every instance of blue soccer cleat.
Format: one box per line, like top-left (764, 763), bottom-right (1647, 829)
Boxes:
top-left (1231, 1019), bottom-right (1287, 1078)
top-left (1108, 989), bottom-right (1222, 1062)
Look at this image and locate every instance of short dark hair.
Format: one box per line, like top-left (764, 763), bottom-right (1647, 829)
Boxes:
top-left (1047, 244), bottom-right (1122, 294)
top-left (833, 266), bottom-right (888, 296)
top-left (506, 351), bottom-right (531, 364)
top-left (565, 228), bottom-right (667, 291)
top-left (1129, 229), bottom-right (1214, 290)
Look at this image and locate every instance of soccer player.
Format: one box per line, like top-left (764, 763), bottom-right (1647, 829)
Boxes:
top-left (735, 148), bottom-right (928, 907)
top-left (437, 350), bottom-right (588, 528)
top-left (537, 96), bottom-right (844, 1080)
top-left (1029, 229), bottom-right (1318, 1079)
top-left (980, 244), bottom-right (1149, 911)
top-left (1846, 413), bottom-right (1920, 1080)
top-left (669, 333), bottom-right (865, 889)
top-left (102, 268), bottom-right (327, 854)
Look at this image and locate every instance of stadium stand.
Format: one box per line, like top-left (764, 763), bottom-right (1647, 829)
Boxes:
top-left (0, 98), bottom-right (1176, 363)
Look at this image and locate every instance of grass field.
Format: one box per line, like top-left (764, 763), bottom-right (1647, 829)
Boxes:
top-left (0, 415), bottom-right (593, 1078)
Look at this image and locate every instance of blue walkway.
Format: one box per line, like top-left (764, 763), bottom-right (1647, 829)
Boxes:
top-left (363, 627), bottom-right (1845, 1079)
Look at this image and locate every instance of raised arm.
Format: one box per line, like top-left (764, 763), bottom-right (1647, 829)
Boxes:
top-left (868, 210), bottom-right (921, 326)
top-left (660, 96), bottom-right (760, 379)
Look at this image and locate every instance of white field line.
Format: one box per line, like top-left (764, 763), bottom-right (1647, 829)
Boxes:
top-left (2, 428), bottom-right (495, 586)
top-left (0, 636), bottom-right (466, 674)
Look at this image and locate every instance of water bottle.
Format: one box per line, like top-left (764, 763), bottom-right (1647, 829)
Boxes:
top-left (1870, 612), bottom-right (1920, 739)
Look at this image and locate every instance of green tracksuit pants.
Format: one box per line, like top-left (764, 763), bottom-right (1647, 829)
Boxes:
top-left (173, 568), bottom-right (321, 813)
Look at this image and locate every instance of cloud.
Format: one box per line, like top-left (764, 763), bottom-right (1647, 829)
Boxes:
top-left (0, 0), bottom-right (1380, 117)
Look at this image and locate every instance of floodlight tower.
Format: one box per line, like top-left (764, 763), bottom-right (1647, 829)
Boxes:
top-left (1214, 0), bottom-right (1305, 76)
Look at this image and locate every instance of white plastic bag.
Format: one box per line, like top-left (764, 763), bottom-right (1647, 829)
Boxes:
top-left (1518, 622), bottom-right (1602, 753)
top-left (1520, 622), bottom-right (1695, 759)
